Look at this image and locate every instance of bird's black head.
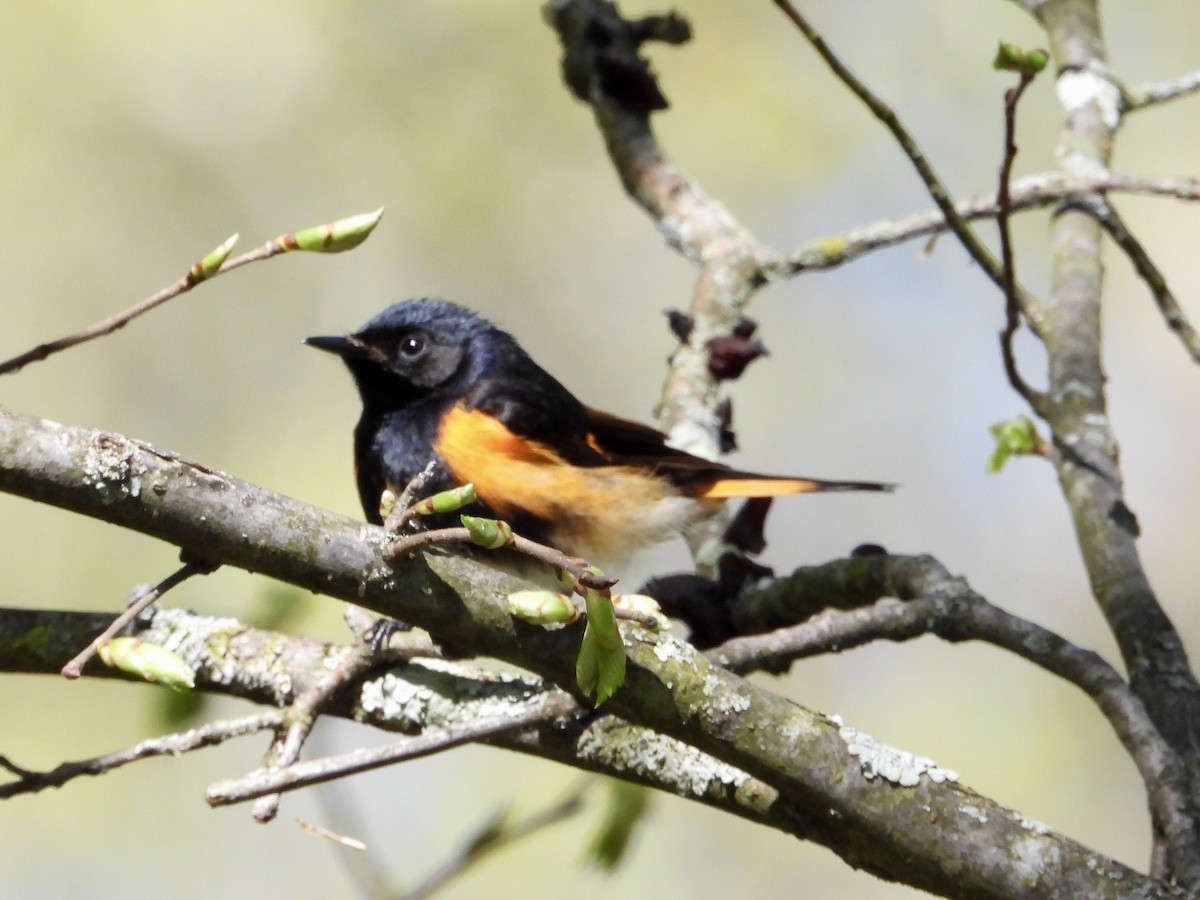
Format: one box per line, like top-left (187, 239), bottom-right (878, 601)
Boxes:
top-left (305, 298), bottom-right (500, 410)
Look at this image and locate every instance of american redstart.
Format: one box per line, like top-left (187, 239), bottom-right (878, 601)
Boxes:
top-left (306, 299), bottom-right (890, 563)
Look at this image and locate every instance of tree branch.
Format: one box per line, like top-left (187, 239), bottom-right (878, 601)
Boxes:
top-left (546, 0), bottom-right (772, 574)
top-left (59, 558), bottom-right (215, 678)
top-left (0, 604), bottom-right (784, 838)
top-left (709, 554), bottom-right (1200, 884)
top-left (1124, 68), bottom-right (1200, 112)
top-left (1027, 4), bottom-right (1200, 839)
top-left (249, 645), bottom-right (377, 823)
top-left (207, 690), bottom-right (578, 807)
top-left (0, 209), bottom-right (382, 377)
top-left (399, 791), bottom-right (587, 900)
top-left (0, 405), bottom-right (1174, 897)
top-left (764, 171), bottom-right (1200, 276)
top-left (996, 64), bottom-right (1049, 409)
top-left (0, 711), bottom-right (281, 799)
top-left (771, 0), bottom-right (1011, 294)
top-left (1082, 195), bottom-right (1200, 363)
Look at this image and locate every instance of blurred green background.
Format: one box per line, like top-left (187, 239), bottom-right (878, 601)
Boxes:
top-left (2, 2), bottom-right (1198, 897)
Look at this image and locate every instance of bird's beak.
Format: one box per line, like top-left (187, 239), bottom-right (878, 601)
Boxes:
top-left (304, 334), bottom-right (367, 359)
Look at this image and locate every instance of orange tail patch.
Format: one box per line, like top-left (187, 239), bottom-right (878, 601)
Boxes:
top-left (697, 478), bottom-right (829, 499)
top-left (698, 475), bottom-right (893, 499)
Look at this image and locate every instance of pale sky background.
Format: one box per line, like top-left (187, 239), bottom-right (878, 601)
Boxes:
top-left (1, 2), bottom-right (1198, 897)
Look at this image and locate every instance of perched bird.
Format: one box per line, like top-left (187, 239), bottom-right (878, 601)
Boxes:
top-left (306, 299), bottom-right (889, 564)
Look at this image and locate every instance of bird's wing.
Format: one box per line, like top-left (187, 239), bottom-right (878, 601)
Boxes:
top-left (583, 406), bottom-right (894, 497)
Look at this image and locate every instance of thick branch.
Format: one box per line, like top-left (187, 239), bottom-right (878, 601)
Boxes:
top-left (547, 0), bottom-right (767, 477)
top-left (0, 406), bottom-right (1172, 898)
top-left (0, 605), bottom-right (789, 838)
top-left (710, 554), bottom-right (1200, 882)
top-left (1029, 1), bottom-right (1200, 817)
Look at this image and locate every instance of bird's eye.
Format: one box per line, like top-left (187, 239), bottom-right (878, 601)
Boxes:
top-left (398, 335), bottom-right (426, 360)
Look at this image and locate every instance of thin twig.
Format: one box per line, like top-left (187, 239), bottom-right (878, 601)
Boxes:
top-left (997, 70), bottom-right (1048, 408)
top-left (295, 819), bottom-right (368, 851)
top-left (0, 235), bottom-right (238, 376)
top-left (252, 646), bottom-right (378, 823)
top-left (771, 0), bottom-right (1010, 293)
top-left (60, 558), bottom-right (216, 679)
top-left (385, 460), bottom-right (439, 532)
top-left (385, 526), bottom-right (617, 591)
top-left (0, 209), bottom-right (381, 377)
top-left (0, 712), bottom-right (281, 799)
top-left (1084, 196), bottom-right (1200, 363)
top-left (1124, 67), bottom-right (1200, 111)
top-left (0, 227), bottom-right (306, 376)
top-left (765, 171), bottom-right (1200, 277)
top-left (313, 777), bottom-right (395, 897)
top-left (401, 789), bottom-right (587, 900)
top-left (512, 531), bottom-right (618, 590)
top-left (206, 690), bottom-right (577, 806)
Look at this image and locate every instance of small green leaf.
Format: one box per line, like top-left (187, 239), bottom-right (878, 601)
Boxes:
top-left (98, 637), bottom-right (195, 691)
top-left (582, 584), bottom-right (621, 651)
top-left (585, 779), bottom-right (651, 873)
top-left (987, 415), bottom-right (1044, 474)
top-left (460, 515), bottom-right (514, 549)
top-left (993, 42), bottom-right (1048, 76)
top-left (508, 590), bottom-right (579, 625)
top-left (592, 636), bottom-right (626, 706)
top-left (578, 584), bottom-right (626, 705)
top-left (413, 483), bottom-right (477, 515)
top-left (284, 207), bottom-right (384, 253)
top-left (576, 623), bottom-right (626, 705)
top-left (576, 628), bottom-right (600, 697)
top-left (188, 233), bottom-right (238, 282)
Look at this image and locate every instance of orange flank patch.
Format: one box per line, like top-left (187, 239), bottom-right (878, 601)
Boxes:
top-left (697, 477), bottom-right (826, 499)
top-left (434, 405), bottom-right (699, 561)
top-left (435, 405), bottom-right (582, 518)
